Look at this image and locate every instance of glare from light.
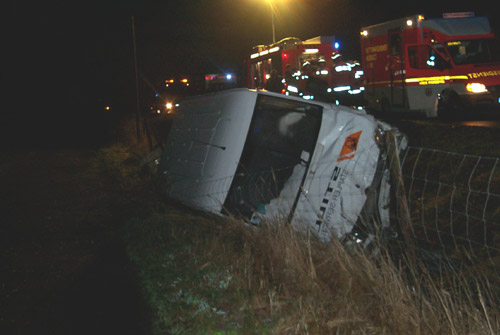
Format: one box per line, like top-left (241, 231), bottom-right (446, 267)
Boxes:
top-left (104, 106), bottom-right (111, 111)
top-left (466, 83), bottom-right (487, 93)
top-left (287, 85), bottom-right (298, 93)
top-left (269, 46), bottom-right (280, 53)
top-left (361, 30), bottom-right (368, 37)
top-left (334, 86), bottom-right (351, 92)
top-left (334, 42), bottom-right (340, 49)
top-left (166, 102), bottom-right (173, 109)
top-left (226, 74), bottom-right (232, 80)
top-left (335, 65), bottom-right (352, 72)
top-left (304, 48), bottom-right (319, 54)
top-left (407, 19), bottom-right (413, 26)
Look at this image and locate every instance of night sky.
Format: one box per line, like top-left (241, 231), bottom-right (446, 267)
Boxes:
top-left (5, 0), bottom-right (500, 146)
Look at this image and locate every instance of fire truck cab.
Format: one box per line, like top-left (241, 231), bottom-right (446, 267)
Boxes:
top-left (247, 36), bottom-right (364, 103)
top-left (361, 13), bottom-right (500, 118)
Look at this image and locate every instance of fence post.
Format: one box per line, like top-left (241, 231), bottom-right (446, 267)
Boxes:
top-left (386, 130), bottom-right (414, 250)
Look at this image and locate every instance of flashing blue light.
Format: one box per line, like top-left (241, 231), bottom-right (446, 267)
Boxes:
top-left (498, 97), bottom-right (500, 104)
top-left (226, 74), bottom-right (232, 80)
top-left (334, 42), bottom-right (340, 49)
top-left (155, 93), bottom-right (159, 97)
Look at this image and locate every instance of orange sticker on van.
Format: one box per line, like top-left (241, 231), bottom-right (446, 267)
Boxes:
top-left (337, 130), bottom-right (362, 162)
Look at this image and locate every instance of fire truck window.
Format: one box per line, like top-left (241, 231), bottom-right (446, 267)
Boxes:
top-left (408, 45), bottom-right (448, 70)
top-left (299, 55), bottom-right (324, 72)
top-left (252, 61), bottom-right (263, 88)
top-left (250, 54), bottom-right (283, 88)
top-left (446, 39), bottom-right (500, 65)
top-left (390, 34), bottom-right (401, 56)
top-left (265, 59), bottom-right (272, 81)
top-left (223, 95), bottom-right (322, 219)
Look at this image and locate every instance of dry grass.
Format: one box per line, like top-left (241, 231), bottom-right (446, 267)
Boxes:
top-left (125, 205), bottom-right (500, 334)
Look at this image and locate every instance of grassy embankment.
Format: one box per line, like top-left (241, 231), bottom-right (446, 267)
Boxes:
top-left (106, 114), bottom-right (500, 334)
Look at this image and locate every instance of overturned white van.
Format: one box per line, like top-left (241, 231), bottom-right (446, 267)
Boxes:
top-left (158, 88), bottom-right (403, 243)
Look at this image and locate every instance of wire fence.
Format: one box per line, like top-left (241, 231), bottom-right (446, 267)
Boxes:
top-left (397, 146), bottom-right (500, 279)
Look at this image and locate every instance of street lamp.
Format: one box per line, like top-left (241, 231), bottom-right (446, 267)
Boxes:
top-left (265, 0), bottom-right (276, 43)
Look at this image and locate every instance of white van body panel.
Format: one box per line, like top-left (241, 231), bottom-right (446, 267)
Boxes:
top-left (160, 89), bottom-right (257, 211)
top-left (159, 89), bottom-right (389, 241)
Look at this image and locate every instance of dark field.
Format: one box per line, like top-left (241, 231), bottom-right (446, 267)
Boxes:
top-left (1, 149), bottom-right (152, 334)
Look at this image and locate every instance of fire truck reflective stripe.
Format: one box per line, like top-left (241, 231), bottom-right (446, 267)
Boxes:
top-left (405, 75), bottom-right (468, 83)
top-left (368, 75), bottom-right (469, 87)
top-left (250, 46), bottom-right (281, 59)
top-left (334, 86), bottom-right (351, 92)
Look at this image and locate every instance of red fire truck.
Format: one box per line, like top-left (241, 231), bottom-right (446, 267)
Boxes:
top-left (360, 13), bottom-right (500, 119)
top-left (246, 36), bottom-right (364, 103)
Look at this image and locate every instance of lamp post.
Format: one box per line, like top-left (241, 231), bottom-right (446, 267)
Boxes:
top-left (266, 0), bottom-right (276, 43)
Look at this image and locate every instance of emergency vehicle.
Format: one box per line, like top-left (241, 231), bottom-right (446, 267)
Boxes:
top-left (246, 36), bottom-right (364, 103)
top-left (360, 13), bottom-right (500, 118)
top-left (204, 73), bottom-right (238, 92)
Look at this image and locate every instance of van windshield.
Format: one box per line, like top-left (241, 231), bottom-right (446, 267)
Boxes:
top-left (445, 39), bottom-right (500, 65)
top-left (223, 94), bottom-right (323, 220)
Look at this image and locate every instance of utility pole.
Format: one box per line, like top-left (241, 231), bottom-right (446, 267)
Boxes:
top-left (132, 16), bottom-right (141, 141)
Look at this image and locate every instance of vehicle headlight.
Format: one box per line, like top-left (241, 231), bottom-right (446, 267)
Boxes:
top-left (166, 102), bottom-right (173, 109)
top-left (466, 83), bottom-right (488, 93)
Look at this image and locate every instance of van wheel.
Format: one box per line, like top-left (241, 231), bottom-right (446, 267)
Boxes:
top-left (438, 91), bottom-right (465, 121)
